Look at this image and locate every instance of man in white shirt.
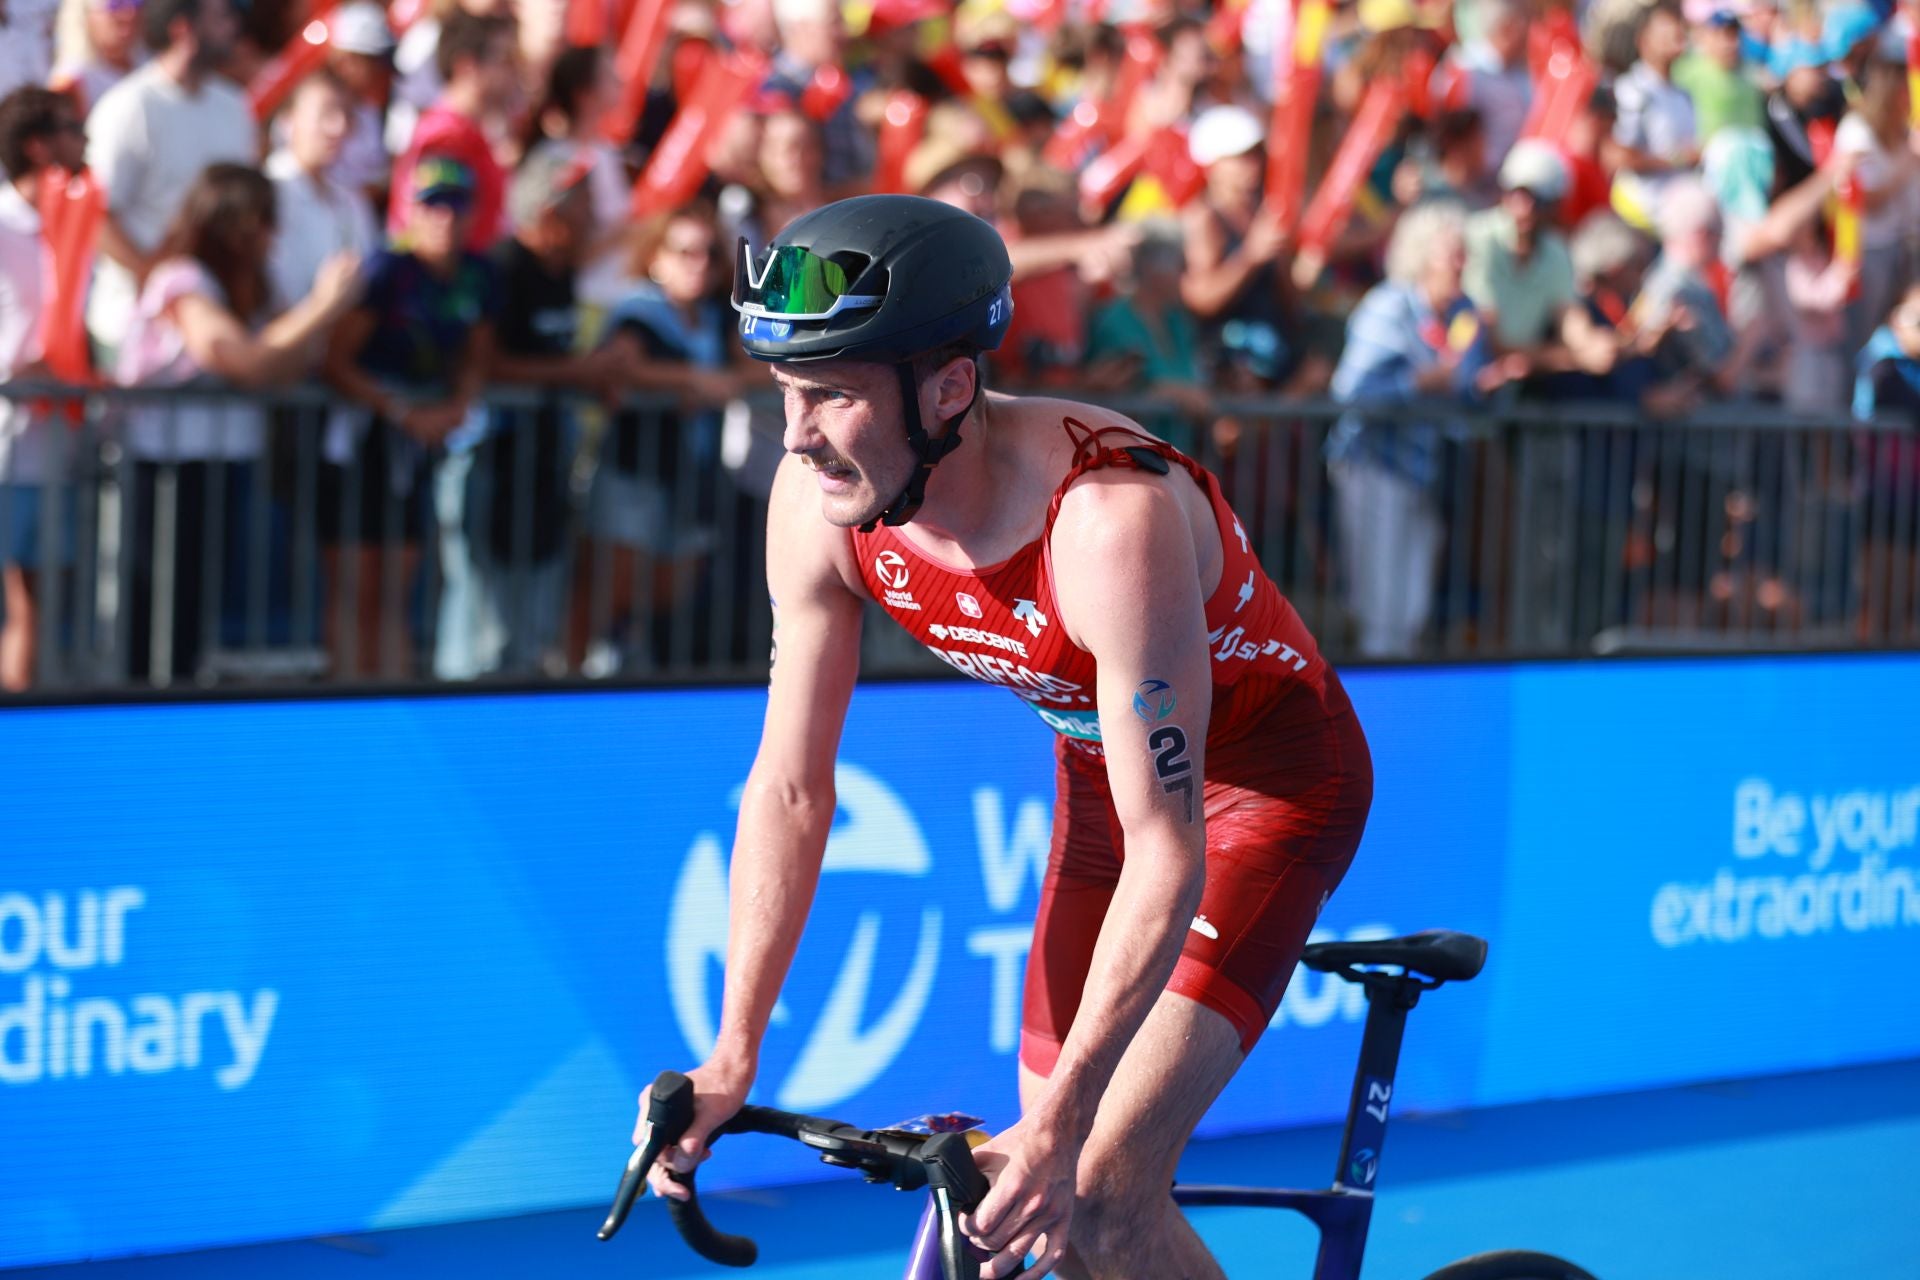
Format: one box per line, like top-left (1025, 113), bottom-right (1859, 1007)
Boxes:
top-left (0, 86), bottom-right (86, 690)
top-left (266, 69), bottom-right (377, 311)
top-left (1611, 1), bottom-right (1699, 228)
top-left (83, 0), bottom-right (256, 356)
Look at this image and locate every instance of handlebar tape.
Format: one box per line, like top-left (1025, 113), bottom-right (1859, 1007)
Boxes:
top-left (601, 1073), bottom-right (988, 1274)
top-left (658, 1103), bottom-right (870, 1268)
top-left (666, 1171), bottom-right (759, 1267)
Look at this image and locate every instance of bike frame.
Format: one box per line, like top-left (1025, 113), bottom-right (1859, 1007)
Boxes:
top-left (889, 969), bottom-right (1429, 1280)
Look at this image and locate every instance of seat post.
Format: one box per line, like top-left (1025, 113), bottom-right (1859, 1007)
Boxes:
top-left (1330, 974), bottom-right (1421, 1194)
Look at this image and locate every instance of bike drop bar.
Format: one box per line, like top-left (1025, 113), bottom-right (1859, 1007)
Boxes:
top-left (600, 1070), bottom-right (991, 1277)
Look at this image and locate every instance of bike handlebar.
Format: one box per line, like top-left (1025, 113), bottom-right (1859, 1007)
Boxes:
top-left (599, 1071), bottom-right (992, 1277)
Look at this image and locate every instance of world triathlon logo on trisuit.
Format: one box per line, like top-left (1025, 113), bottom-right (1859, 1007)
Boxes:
top-left (872, 551), bottom-right (920, 612)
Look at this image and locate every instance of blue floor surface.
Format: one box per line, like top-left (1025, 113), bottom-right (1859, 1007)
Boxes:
top-left (12, 1057), bottom-right (1918, 1278)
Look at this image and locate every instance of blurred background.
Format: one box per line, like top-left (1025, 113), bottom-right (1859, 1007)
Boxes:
top-left (2, 0), bottom-right (1919, 1276)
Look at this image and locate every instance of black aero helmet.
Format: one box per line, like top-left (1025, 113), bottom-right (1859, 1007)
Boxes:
top-left (733, 194), bottom-right (1014, 528)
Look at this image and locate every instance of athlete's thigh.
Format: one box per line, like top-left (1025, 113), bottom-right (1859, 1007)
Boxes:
top-left (1019, 988), bottom-right (1245, 1195)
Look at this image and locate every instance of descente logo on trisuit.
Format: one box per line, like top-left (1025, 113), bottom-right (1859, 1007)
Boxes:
top-left (928, 624), bottom-right (1028, 659)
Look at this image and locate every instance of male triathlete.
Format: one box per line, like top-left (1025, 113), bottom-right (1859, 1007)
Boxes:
top-left (636, 195), bottom-right (1373, 1280)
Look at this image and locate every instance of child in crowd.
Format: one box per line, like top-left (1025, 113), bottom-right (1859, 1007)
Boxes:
top-left (323, 154), bottom-right (497, 678)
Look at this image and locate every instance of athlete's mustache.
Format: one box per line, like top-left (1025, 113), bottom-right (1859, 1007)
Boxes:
top-left (799, 451), bottom-right (857, 476)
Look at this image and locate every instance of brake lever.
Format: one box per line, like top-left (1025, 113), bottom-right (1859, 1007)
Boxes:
top-left (598, 1070), bottom-right (696, 1240)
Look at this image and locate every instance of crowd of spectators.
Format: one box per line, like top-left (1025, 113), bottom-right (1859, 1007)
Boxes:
top-left (1, 0), bottom-right (1919, 683)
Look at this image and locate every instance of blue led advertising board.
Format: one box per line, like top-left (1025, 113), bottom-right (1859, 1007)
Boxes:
top-left (2, 654), bottom-right (1916, 1265)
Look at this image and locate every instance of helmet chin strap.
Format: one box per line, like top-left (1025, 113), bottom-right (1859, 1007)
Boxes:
top-left (859, 358), bottom-right (981, 532)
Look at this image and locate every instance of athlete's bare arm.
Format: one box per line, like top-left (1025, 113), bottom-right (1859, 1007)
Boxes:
top-left (962, 465), bottom-right (1215, 1276)
top-left (641, 452), bottom-right (867, 1196)
top-left (1039, 466), bottom-right (1214, 1137)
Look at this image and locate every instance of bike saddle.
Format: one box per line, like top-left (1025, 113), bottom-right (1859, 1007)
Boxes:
top-left (1300, 930), bottom-right (1487, 983)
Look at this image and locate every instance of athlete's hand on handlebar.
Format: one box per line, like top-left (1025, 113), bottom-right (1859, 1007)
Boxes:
top-left (959, 1115), bottom-right (1076, 1279)
top-left (633, 1063), bottom-right (749, 1202)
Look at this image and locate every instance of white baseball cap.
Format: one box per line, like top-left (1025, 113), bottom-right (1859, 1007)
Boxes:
top-left (1498, 138), bottom-right (1569, 201)
top-left (1188, 105), bottom-right (1265, 167)
top-left (329, 2), bottom-right (396, 56)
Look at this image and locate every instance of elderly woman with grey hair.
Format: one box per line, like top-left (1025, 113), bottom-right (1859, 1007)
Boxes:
top-left (1326, 201), bottom-right (1508, 658)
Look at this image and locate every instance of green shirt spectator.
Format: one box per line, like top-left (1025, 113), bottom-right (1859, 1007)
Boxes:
top-left (1672, 52), bottom-right (1764, 142)
top-left (1086, 297), bottom-right (1201, 387)
top-left (1084, 233), bottom-right (1210, 443)
top-left (1462, 142), bottom-right (1576, 352)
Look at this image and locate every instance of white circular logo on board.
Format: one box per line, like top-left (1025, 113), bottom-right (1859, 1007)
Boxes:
top-left (874, 550), bottom-right (910, 591)
top-left (666, 765), bottom-right (941, 1111)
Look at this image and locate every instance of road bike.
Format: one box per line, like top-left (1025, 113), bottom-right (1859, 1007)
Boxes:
top-left (599, 929), bottom-right (1598, 1280)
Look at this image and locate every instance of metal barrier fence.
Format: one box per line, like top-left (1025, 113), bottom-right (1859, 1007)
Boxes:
top-left (0, 382), bottom-right (1915, 694)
